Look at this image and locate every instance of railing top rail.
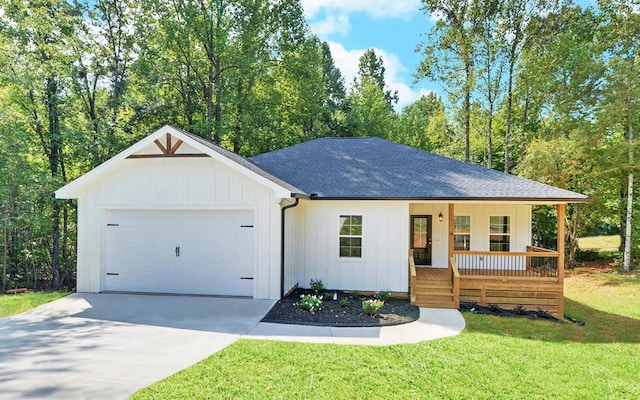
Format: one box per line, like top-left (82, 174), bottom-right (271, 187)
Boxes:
top-left (453, 250), bottom-right (558, 257)
top-left (449, 256), bottom-right (460, 278)
top-left (526, 245), bottom-right (557, 253)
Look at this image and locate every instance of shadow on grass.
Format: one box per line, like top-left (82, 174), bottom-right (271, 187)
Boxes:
top-left (463, 298), bottom-right (640, 344)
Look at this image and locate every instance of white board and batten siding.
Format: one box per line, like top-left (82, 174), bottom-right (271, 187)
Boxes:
top-left (284, 200), bottom-right (409, 293)
top-left (283, 201), bottom-right (534, 295)
top-left (74, 156), bottom-right (282, 299)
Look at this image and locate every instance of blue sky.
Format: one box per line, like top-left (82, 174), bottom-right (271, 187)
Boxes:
top-left (301, 0), bottom-right (438, 110)
top-left (301, 0), bottom-right (599, 110)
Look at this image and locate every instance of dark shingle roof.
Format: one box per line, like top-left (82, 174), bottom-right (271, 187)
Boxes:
top-left (171, 126), bottom-right (304, 194)
top-left (249, 137), bottom-right (590, 202)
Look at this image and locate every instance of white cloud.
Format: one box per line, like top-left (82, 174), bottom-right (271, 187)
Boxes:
top-left (327, 42), bottom-right (431, 110)
top-left (301, 0), bottom-right (421, 20)
top-left (309, 13), bottom-right (351, 38)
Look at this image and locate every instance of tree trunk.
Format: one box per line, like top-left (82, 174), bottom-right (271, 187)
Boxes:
top-left (505, 61), bottom-right (514, 173)
top-left (233, 80), bottom-right (244, 154)
top-left (213, 0), bottom-right (224, 144)
top-left (464, 63), bottom-right (471, 162)
top-left (47, 75), bottom-right (61, 290)
top-left (519, 92), bottom-right (530, 164)
top-left (2, 204), bottom-right (7, 293)
top-left (487, 114), bottom-right (493, 169)
top-left (623, 101), bottom-right (634, 272)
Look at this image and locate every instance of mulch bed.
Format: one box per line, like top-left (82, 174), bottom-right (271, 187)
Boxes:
top-left (261, 288), bottom-right (420, 327)
top-left (460, 302), bottom-right (561, 321)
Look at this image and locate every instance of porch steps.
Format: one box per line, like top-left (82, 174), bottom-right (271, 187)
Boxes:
top-left (415, 280), bottom-right (456, 309)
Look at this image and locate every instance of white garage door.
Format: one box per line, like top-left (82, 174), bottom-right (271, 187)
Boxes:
top-left (103, 209), bottom-right (254, 296)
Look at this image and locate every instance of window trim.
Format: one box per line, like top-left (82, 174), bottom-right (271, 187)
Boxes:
top-left (453, 215), bottom-right (471, 251)
top-left (339, 215), bottom-right (362, 258)
top-left (489, 215), bottom-right (511, 252)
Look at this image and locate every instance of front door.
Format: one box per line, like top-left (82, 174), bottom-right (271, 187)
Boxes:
top-left (411, 215), bottom-right (432, 265)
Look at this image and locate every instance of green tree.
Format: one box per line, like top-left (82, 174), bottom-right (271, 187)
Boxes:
top-left (1, 0), bottom-right (84, 289)
top-left (596, 0), bottom-right (640, 271)
top-left (417, 0), bottom-right (478, 162)
top-left (394, 93), bottom-right (448, 151)
top-left (347, 77), bottom-right (395, 139)
top-left (356, 48), bottom-right (398, 110)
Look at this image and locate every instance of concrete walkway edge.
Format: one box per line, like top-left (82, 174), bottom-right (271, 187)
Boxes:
top-left (245, 307), bottom-right (466, 346)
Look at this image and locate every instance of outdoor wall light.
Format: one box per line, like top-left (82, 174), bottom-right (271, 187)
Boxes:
top-left (438, 212), bottom-right (444, 222)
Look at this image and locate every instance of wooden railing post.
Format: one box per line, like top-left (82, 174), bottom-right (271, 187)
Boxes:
top-left (557, 204), bottom-right (566, 317)
top-left (450, 257), bottom-right (460, 309)
top-left (409, 249), bottom-right (416, 304)
top-left (448, 203), bottom-right (455, 261)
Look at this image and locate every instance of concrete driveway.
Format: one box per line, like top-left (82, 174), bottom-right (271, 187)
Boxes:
top-left (0, 293), bottom-right (275, 400)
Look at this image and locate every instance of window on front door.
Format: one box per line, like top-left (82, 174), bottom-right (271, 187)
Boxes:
top-left (411, 215), bottom-right (432, 265)
top-left (454, 215), bottom-right (471, 251)
top-left (489, 216), bottom-right (510, 251)
top-left (339, 215), bottom-right (362, 257)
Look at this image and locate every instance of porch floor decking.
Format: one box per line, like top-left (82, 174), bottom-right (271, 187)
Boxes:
top-left (416, 267), bottom-right (449, 281)
top-left (417, 267), bottom-right (551, 280)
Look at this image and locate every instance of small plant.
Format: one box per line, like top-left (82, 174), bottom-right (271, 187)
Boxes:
top-left (375, 290), bottom-right (391, 301)
top-left (340, 298), bottom-right (349, 308)
top-left (350, 291), bottom-right (360, 300)
top-left (310, 279), bottom-right (324, 294)
top-left (295, 294), bottom-right (323, 313)
top-left (362, 299), bottom-right (385, 317)
top-left (323, 292), bottom-right (335, 301)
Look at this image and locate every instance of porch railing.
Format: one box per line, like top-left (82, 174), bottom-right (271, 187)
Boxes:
top-left (408, 249), bottom-right (416, 303)
top-left (449, 256), bottom-right (460, 308)
top-left (453, 247), bottom-right (559, 279)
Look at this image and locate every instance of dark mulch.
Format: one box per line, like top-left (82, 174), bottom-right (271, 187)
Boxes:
top-left (262, 288), bottom-right (420, 327)
top-left (460, 302), bottom-right (561, 322)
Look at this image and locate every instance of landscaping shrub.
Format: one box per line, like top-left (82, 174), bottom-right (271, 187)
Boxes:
top-left (375, 290), bottom-right (391, 301)
top-left (362, 299), bottom-right (384, 317)
top-left (309, 279), bottom-right (324, 294)
top-left (295, 294), bottom-right (323, 313)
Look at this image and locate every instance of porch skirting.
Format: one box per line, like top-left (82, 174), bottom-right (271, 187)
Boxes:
top-left (458, 278), bottom-right (563, 316)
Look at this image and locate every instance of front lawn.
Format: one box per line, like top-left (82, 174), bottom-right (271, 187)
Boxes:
top-left (132, 269), bottom-right (640, 399)
top-left (0, 291), bottom-right (70, 318)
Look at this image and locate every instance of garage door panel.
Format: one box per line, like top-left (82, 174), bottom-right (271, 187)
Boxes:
top-left (104, 209), bottom-right (254, 296)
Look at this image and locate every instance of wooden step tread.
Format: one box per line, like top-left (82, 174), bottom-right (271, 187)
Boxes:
top-left (415, 302), bottom-right (457, 309)
top-left (416, 283), bottom-right (453, 289)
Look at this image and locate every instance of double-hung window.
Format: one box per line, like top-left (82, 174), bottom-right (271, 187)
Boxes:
top-left (339, 215), bottom-right (362, 258)
top-left (489, 216), bottom-right (510, 252)
top-left (454, 215), bottom-right (471, 251)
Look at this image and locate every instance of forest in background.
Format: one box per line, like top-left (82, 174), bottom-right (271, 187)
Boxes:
top-left (0, 0), bottom-right (637, 292)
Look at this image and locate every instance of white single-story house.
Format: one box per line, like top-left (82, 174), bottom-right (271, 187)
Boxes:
top-left (56, 125), bottom-right (590, 314)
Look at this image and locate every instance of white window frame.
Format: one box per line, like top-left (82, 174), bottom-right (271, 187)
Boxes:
top-left (489, 215), bottom-right (511, 252)
top-left (339, 215), bottom-right (362, 258)
top-left (453, 215), bottom-right (471, 251)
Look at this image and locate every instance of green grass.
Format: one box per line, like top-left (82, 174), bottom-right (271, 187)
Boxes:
top-left (132, 270), bottom-right (640, 399)
top-left (0, 291), bottom-right (70, 317)
top-left (577, 235), bottom-right (621, 252)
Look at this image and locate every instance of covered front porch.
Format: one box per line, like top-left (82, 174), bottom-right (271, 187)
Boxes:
top-left (409, 204), bottom-right (566, 316)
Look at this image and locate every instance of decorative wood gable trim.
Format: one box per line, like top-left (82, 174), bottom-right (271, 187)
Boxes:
top-left (126, 133), bottom-right (209, 159)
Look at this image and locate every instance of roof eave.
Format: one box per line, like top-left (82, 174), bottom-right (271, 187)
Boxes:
top-left (305, 196), bottom-right (593, 204)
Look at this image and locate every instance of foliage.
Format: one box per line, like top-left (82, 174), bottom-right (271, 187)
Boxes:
top-left (309, 279), bottom-right (324, 294)
top-left (295, 294), bottom-right (323, 314)
top-left (374, 290), bottom-right (391, 302)
top-left (340, 298), bottom-right (349, 308)
top-left (361, 299), bottom-right (384, 317)
top-left (322, 292), bottom-right (335, 301)
top-left (1, 0), bottom-right (638, 289)
top-left (131, 269), bottom-right (640, 399)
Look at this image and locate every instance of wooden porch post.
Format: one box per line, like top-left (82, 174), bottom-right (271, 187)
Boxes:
top-left (557, 203), bottom-right (565, 317)
top-left (448, 203), bottom-right (455, 258)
